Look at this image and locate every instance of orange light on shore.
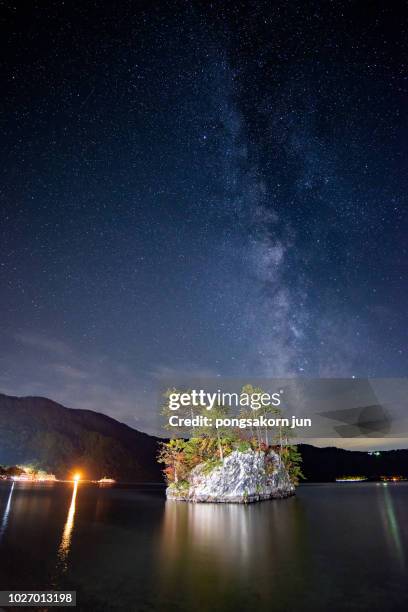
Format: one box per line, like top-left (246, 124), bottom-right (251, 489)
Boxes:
top-left (73, 473), bottom-right (81, 482)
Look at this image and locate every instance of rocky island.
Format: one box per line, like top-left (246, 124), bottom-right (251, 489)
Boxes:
top-left (166, 447), bottom-right (295, 503)
top-left (159, 384), bottom-right (302, 503)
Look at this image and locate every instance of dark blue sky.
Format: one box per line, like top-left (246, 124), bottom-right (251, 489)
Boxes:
top-left (1, 1), bottom-right (407, 434)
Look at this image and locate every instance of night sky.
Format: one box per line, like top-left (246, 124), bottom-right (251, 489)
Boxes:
top-left (1, 1), bottom-right (407, 436)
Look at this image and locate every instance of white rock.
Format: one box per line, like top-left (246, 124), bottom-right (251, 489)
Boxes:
top-left (167, 449), bottom-right (295, 503)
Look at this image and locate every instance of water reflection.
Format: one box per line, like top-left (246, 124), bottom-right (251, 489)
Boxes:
top-left (0, 482), bottom-right (15, 540)
top-left (378, 484), bottom-right (405, 566)
top-left (57, 481), bottom-right (78, 571)
top-left (1, 483), bottom-right (407, 611)
top-left (156, 498), bottom-right (309, 610)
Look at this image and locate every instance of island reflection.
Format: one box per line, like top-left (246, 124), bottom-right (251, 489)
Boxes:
top-left (156, 497), bottom-right (309, 609)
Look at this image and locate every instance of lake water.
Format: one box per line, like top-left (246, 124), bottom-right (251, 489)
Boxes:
top-left (0, 481), bottom-right (407, 611)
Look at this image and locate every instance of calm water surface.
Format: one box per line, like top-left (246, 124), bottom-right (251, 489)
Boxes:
top-left (0, 481), bottom-right (407, 611)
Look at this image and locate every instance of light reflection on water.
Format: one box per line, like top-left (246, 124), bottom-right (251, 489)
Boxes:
top-left (156, 496), bottom-right (310, 610)
top-left (160, 495), bottom-right (303, 567)
top-left (0, 483), bottom-right (407, 611)
top-left (154, 485), bottom-right (408, 611)
top-left (0, 482), bottom-right (14, 540)
top-left (57, 481), bottom-right (78, 572)
top-left (378, 483), bottom-right (405, 566)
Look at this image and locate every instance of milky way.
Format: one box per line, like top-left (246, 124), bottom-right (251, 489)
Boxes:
top-left (0, 2), bottom-right (407, 434)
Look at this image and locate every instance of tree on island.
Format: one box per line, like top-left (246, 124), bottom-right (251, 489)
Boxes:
top-left (158, 385), bottom-right (304, 490)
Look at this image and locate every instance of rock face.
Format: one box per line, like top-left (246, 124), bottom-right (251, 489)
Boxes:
top-left (167, 449), bottom-right (295, 503)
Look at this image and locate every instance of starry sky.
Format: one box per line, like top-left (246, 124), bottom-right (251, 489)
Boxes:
top-left (1, 1), bottom-right (407, 438)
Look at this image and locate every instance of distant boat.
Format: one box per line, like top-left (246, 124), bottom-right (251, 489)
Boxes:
top-left (98, 477), bottom-right (116, 485)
